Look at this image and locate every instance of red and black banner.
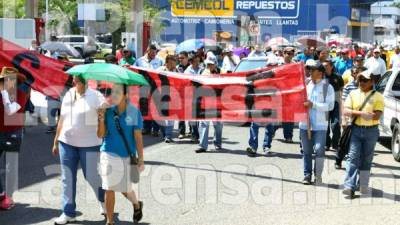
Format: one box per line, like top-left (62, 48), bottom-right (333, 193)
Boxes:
top-left (0, 38), bottom-right (307, 122)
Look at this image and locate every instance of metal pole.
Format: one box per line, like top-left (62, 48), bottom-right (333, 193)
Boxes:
top-left (128, 0), bottom-right (144, 57)
top-left (46, 0), bottom-right (49, 41)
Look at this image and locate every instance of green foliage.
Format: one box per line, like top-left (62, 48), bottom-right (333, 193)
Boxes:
top-left (0, 0), bottom-right (164, 38)
top-left (0, 0), bottom-right (26, 18)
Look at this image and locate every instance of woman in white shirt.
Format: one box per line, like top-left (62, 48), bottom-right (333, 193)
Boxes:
top-left (52, 75), bottom-right (107, 225)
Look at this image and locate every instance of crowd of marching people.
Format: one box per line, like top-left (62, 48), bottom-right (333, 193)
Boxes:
top-left (0, 40), bottom-right (393, 224)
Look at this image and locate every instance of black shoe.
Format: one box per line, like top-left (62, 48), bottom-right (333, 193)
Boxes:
top-left (152, 131), bottom-right (159, 137)
top-left (334, 162), bottom-right (342, 169)
top-left (164, 138), bottom-right (173, 143)
top-left (302, 176), bottom-right (312, 185)
top-left (191, 137), bottom-right (199, 144)
top-left (285, 138), bottom-right (294, 143)
top-left (133, 201), bottom-right (143, 223)
top-left (215, 145), bottom-right (222, 150)
top-left (246, 147), bottom-right (257, 157)
top-left (342, 188), bottom-right (355, 198)
top-left (195, 148), bottom-right (207, 153)
top-left (46, 127), bottom-right (56, 133)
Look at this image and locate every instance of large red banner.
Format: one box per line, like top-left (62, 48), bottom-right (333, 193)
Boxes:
top-left (0, 38), bottom-right (307, 122)
top-left (0, 38), bottom-right (74, 99)
top-left (129, 64), bottom-right (307, 122)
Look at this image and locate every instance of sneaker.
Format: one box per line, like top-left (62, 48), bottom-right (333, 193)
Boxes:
top-left (263, 147), bottom-right (271, 155)
top-left (215, 145), bottom-right (222, 150)
top-left (334, 162), bottom-right (342, 169)
top-left (178, 134), bottom-right (185, 139)
top-left (314, 176), bottom-right (322, 185)
top-left (195, 148), bottom-right (207, 153)
top-left (0, 195), bottom-right (14, 210)
top-left (246, 147), bottom-right (257, 157)
top-left (133, 201), bottom-right (143, 223)
top-left (342, 188), bottom-right (355, 198)
top-left (54, 214), bottom-right (76, 225)
top-left (302, 176), bottom-right (312, 185)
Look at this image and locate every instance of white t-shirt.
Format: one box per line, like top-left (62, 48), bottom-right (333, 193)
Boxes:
top-left (364, 57), bottom-right (386, 75)
top-left (222, 55), bottom-right (240, 73)
top-left (390, 53), bottom-right (400, 69)
top-left (58, 87), bottom-right (106, 147)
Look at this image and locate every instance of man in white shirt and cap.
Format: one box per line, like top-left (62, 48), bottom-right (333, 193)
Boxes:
top-left (221, 48), bottom-right (240, 73)
top-left (363, 48), bottom-right (386, 83)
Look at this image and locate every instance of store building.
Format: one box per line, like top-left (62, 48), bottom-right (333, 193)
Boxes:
top-left (154, 0), bottom-right (377, 45)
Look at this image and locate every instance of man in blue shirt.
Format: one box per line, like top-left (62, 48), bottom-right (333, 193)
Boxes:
top-left (296, 46), bottom-right (315, 63)
top-left (134, 44), bottom-right (163, 136)
top-left (335, 49), bottom-right (353, 75)
top-left (300, 60), bottom-right (335, 185)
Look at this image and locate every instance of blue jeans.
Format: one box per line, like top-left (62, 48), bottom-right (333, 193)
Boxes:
top-left (326, 102), bottom-right (341, 149)
top-left (199, 121), bottom-right (223, 150)
top-left (344, 126), bottom-right (379, 191)
top-left (248, 123), bottom-right (275, 150)
top-left (143, 120), bottom-right (160, 133)
top-left (47, 98), bottom-right (61, 127)
top-left (281, 122), bottom-right (294, 140)
top-left (300, 129), bottom-right (327, 177)
top-left (0, 129), bottom-right (23, 196)
top-left (161, 121), bottom-right (174, 139)
top-left (59, 142), bottom-right (105, 217)
top-left (189, 121), bottom-right (199, 139)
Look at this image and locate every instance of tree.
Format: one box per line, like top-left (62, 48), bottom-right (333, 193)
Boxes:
top-left (0, 0), bottom-right (26, 18)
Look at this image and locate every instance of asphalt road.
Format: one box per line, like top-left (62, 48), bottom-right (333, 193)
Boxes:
top-left (1, 122), bottom-right (400, 225)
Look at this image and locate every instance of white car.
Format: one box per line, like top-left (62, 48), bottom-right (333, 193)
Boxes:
top-left (376, 70), bottom-right (400, 161)
top-left (57, 35), bottom-right (97, 57)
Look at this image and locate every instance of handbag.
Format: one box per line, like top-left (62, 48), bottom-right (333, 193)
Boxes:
top-left (113, 110), bottom-right (140, 184)
top-left (337, 90), bottom-right (376, 159)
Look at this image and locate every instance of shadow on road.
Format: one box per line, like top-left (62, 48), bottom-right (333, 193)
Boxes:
top-left (0, 203), bottom-right (60, 225)
top-left (145, 160), bottom-right (304, 185)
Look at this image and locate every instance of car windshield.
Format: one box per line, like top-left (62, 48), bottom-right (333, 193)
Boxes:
top-left (234, 59), bottom-right (268, 72)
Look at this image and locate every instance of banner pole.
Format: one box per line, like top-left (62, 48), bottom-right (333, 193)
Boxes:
top-left (307, 110), bottom-right (312, 140)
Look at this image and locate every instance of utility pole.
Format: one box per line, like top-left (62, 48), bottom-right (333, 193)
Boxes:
top-left (25, 0), bottom-right (39, 18)
top-left (128, 0), bottom-right (144, 57)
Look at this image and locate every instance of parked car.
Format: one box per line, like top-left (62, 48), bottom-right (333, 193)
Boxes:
top-left (94, 42), bottom-right (112, 59)
top-left (376, 70), bottom-right (400, 161)
top-left (56, 35), bottom-right (97, 57)
top-left (233, 57), bottom-right (279, 73)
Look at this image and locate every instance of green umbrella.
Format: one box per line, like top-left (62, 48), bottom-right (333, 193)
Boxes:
top-left (66, 63), bottom-right (149, 86)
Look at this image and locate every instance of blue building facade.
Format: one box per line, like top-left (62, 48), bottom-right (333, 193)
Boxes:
top-left (156, 0), bottom-right (358, 44)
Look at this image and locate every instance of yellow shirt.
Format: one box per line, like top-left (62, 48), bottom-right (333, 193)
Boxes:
top-left (344, 89), bottom-right (384, 126)
top-left (342, 69), bottom-right (354, 86)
